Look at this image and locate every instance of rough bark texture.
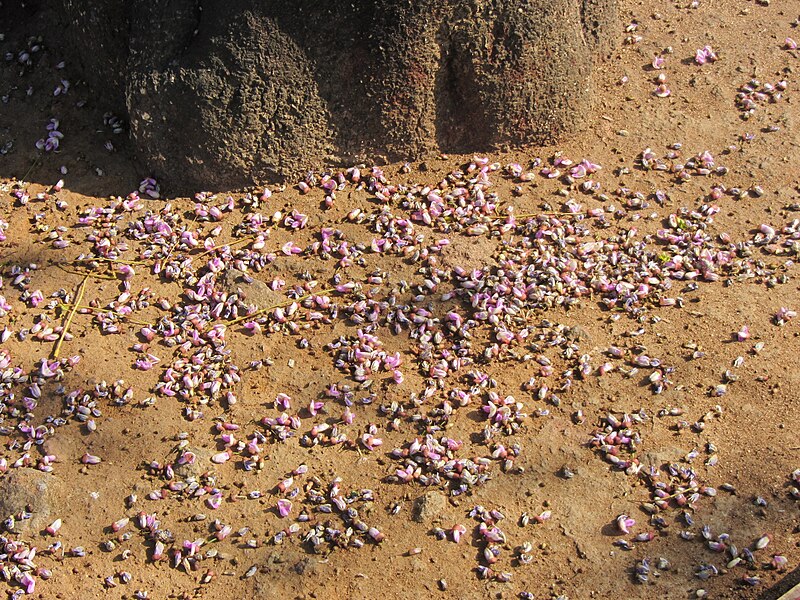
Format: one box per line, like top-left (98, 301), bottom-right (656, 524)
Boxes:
top-left (56, 0), bottom-right (617, 192)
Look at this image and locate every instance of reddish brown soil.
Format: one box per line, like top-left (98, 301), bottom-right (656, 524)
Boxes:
top-left (0, 0), bottom-right (798, 599)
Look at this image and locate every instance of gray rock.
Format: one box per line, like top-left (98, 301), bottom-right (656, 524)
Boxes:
top-left (292, 557), bottom-right (318, 576)
top-left (565, 325), bottom-right (590, 342)
top-left (641, 448), bottom-right (685, 471)
top-left (221, 269), bottom-right (283, 309)
top-left (412, 491), bottom-right (447, 523)
top-left (172, 446), bottom-right (215, 479)
top-left (0, 469), bottom-right (62, 535)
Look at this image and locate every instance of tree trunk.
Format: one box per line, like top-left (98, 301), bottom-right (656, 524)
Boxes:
top-left (57, 0), bottom-right (617, 192)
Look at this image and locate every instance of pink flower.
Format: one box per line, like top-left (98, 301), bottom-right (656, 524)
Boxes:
top-left (275, 393), bottom-right (291, 410)
top-left (654, 84), bottom-right (671, 97)
top-left (17, 572), bottom-right (35, 594)
top-left (396, 465), bottom-right (415, 482)
top-left (384, 352), bottom-right (402, 369)
top-left (211, 450), bottom-right (231, 464)
top-left (135, 357), bottom-right (154, 371)
top-left (29, 290), bottom-right (44, 308)
top-left (46, 519), bottom-right (62, 535)
top-left (40, 359), bottom-right (60, 378)
top-left (284, 210), bottom-right (308, 229)
top-left (695, 45), bottom-right (718, 65)
top-left (534, 510), bottom-right (552, 523)
top-left (616, 514), bottom-right (635, 534)
top-left (451, 524), bottom-right (467, 543)
top-left (117, 264), bottom-right (135, 280)
top-left (775, 307), bottom-right (796, 325)
top-left (360, 433), bottom-right (383, 451)
top-left (736, 325), bottom-right (750, 341)
top-left (243, 321), bottom-right (261, 335)
top-left (496, 329), bottom-right (515, 344)
top-left (281, 241), bottom-right (302, 255)
top-left (276, 499), bottom-right (292, 517)
top-left (81, 453), bottom-right (101, 465)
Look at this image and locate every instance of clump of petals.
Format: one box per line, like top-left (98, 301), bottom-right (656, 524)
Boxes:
top-left (695, 45), bottom-right (718, 65)
top-left (654, 84), bottom-right (671, 97)
top-left (81, 453), bottom-right (101, 465)
top-left (46, 519), bottom-right (62, 535)
top-left (736, 325), bottom-right (750, 341)
top-left (616, 514), bottom-right (636, 534)
top-left (775, 307), bottom-right (796, 326)
top-left (276, 499), bottom-right (292, 518)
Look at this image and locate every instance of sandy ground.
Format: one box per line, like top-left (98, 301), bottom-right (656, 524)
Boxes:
top-left (0, 0), bottom-right (799, 599)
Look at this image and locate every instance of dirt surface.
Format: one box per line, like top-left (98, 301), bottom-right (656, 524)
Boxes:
top-left (0, 0), bottom-right (799, 599)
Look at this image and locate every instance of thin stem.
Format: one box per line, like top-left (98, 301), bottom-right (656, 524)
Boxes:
top-left (505, 211), bottom-right (586, 219)
top-left (57, 265), bottom-right (117, 280)
top-left (19, 153), bottom-right (42, 184)
top-left (193, 235), bottom-right (259, 260)
top-left (78, 257), bottom-right (150, 266)
top-left (223, 288), bottom-right (336, 328)
top-left (52, 275), bottom-right (89, 358)
top-left (57, 303), bottom-right (151, 327)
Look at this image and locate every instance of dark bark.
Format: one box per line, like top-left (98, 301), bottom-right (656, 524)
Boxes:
top-left (55, 0), bottom-right (617, 192)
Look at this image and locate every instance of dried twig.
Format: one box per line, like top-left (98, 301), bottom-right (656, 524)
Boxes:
top-left (77, 257), bottom-right (150, 266)
top-left (505, 211), bottom-right (586, 219)
top-left (194, 235), bottom-right (259, 260)
top-left (52, 275), bottom-right (89, 358)
top-left (19, 153), bottom-right (42, 185)
top-left (56, 303), bottom-right (151, 327)
top-left (224, 288), bottom-right (335, 328)
top-left (57, 264), bottom-right (118, 281)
